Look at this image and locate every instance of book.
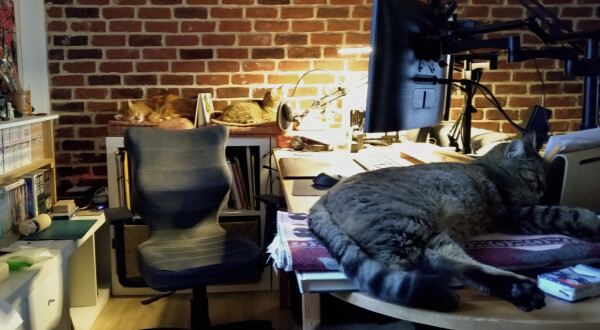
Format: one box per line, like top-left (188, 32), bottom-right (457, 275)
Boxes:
top-left (295, 271), bottom-right (357, 293)
top-left (0, 179), bottom-right (27, 232)
top-left (246, 147), bottom-right (256, 209)
top-left (538, 264), bottom-right (600, 302)
top-left (19, 168), bottom-right (52, 218)
top-left (226, 159), bottom-right (241, 209)
top-left (30, 122), bottom-right (44, 162)
top-left (51, 207), bottom-right (80, 221)
top-left (233, 156), bottom-right (250, 209)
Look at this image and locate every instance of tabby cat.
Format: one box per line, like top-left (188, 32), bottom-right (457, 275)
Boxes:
top-left (120, 94), bottom-right (195, 123)
top-left (308, 133), bottom-right (600, 312)
top-left (219, 86), bottom-right (284, 124)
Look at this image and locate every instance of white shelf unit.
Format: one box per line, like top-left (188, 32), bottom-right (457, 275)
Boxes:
top-left (105, 135), bottom-right (279, 296)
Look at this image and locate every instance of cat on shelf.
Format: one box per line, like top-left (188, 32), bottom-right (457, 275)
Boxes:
top-left (118, 94), bottom-right (195, 123)
top-left (219, 86), bottom-right (284, 124)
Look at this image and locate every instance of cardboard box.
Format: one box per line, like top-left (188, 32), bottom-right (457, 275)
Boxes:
top-left (538, 264), bottom-right (600, 302)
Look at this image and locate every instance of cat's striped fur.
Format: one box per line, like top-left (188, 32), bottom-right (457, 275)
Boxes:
top-left (308, 134), bottom-right (600, 312)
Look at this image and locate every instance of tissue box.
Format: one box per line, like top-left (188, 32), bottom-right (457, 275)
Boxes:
top-left (537, 264), bottom-right (600, 302)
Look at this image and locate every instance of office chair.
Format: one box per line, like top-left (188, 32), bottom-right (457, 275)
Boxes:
top-left (106, 126), bottom-right (272, 330)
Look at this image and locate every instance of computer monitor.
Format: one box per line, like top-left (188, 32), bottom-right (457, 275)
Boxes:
top-left (363, 0), bottom-right (452, 133)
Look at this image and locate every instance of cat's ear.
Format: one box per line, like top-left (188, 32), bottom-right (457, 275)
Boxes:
top-left (521, 130), bottom-right (537, 150)
top-left (504, 139), bottom-right (525, 159)
top-left (127, 100), bottom-right (134, 108)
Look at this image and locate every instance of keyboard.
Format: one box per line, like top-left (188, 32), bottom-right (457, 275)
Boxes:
top-left (352, 148), bottom-right (413, 171)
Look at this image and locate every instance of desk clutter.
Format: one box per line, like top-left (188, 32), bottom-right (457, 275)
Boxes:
top-left (270, 211), bottom-right (600, 274)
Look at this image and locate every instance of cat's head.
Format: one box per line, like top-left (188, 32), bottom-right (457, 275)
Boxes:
top-left (126, 100), bottom-right (154, 123)
top-left (477, 132), bottom-right (546, 205)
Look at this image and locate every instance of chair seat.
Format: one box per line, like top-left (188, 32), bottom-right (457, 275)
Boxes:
top-left (138, 226), bottom-right (264, 291)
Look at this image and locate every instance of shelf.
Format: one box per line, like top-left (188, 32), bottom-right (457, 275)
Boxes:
top-left (0, 158), bottom-right (54, 180)
top-left (0, 114), bottom-right (59, 128)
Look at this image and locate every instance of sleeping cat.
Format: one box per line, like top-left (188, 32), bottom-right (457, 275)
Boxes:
top-left (120, 94), bottom-right (195, 123)
top-left (219, 86), bottom-right (284, 124)
top-left (308, 133), bottom-right (600, 312)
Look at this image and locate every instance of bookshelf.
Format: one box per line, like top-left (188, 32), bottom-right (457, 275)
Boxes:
top-left (0, 115), bottom-right (57, 185)
top-left (105, 134), bottom-right (280, 295)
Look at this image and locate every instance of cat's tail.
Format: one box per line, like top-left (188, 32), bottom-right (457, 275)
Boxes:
top-left (308, 202), bottom-right (458, 312)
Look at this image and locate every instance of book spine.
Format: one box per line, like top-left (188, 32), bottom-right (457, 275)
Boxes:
top-left (227, 159), bottom-right (241, 209)
top-left (233, 156), bottom-right (250, 209)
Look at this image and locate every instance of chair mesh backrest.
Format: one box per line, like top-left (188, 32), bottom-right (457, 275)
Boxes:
top-left (124, 126), bottom-right (231, 231)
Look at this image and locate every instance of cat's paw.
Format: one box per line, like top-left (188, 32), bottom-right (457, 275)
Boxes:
top-left (505, 279), bottom-right (545, 312)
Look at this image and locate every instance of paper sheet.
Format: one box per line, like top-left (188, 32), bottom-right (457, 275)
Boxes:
top-left (544, 127), bottom-right (600, 160)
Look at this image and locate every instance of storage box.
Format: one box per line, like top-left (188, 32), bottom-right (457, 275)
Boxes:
top-left (537, 264), bottom-right (600, 302)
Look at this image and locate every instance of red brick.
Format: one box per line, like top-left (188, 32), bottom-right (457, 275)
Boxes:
top-left (211, 8), bottom-right (243, 19)
top-left (219, 20), bottom-right (252, 33)
top-left (145, 22), bottom-right (179, 33)
top-left (328, 20), bottom-right (360, 31)
top-left (136, 62), bottom-right (169, 72)
top-left (311, 34), bottom-right (343, 45)
top-left (75, 88), bottom-right (109, 99)
top-left (92, 35), bottom-right (126, 46)
top-left (281, 8), bottom-right (314, 19)
top-left (196, 75), bottom-right (230, 85)
top-left (243, 61), bottom-right (276, 72)
top-left (71, 21), bottom-right (106, 32)
top-left (88, 101), bottom-right (119, 112)
top-left (217, 48), bottom-right (249, 59)
top-left (100, 62), bottom-right (133, 73)
top-left (317, 8), bottom-right (349, 18)
top-left (110, 21), bottom-right (142, 32)
top-left (202, 35), bottom-right (236, 46)
top-left (102, 7), bottom-right (135, 19)
top-left (142, 49), bottom-right (177, 59)
top-left (247, 8), bottom-right (278, 19)
top-left (171, 61), bottom-right (206, 72)
top-left (165, 35), bottom-right (200, 46)
top-left (139, 7), bottom-right (172, 19)
top-left (181, 21), bottom-right (217, 33)
top-left (107, 49), bottom-right (140, 60)
top-left (292, 21), bottom-right (324, 33)
top-left (48, 21), bottom-right (68, 32)
top-left (275, 34), bottom-right (308, 46)
top-left (124, 74), bottom-right (158, 86)
top-left (216, 87), bottom-right (250, 98)
top-left (267, 74), bottom-right (300, 85)
top-left (232, 74), bottom-right (265, 84)
top-left (161, 75), bottom-right (194, 85)
top-left (239, 34), bottom-right (272, 46)
top-left (208, 61), bottom-right (240, 72)
top-left (278, 61), bottom-right (311, 72)
top-left (352, 6), bottom-right (372, 18)
top-left (63, 62), bottom-right (96, 73)
top-left (346, 33), bottom-right (370, 45)
top-left (288, 47), bottom-right (321, 59)
top-left (52, 75), bottom-right (86, 86)
top-left (255, 21), bottom-right (290, 33)
top-left (314, 61), bottom-right (344, 71)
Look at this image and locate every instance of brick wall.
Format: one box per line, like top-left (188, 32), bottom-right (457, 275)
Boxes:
top-left (44, 0), bottom-right (599, 194)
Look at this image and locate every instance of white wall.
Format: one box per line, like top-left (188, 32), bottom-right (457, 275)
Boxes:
top-left (14, 0), bottom-right (50, 114)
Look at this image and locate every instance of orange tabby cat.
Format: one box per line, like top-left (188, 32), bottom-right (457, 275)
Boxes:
top-left (120, 94), bottom-right (195, 123)
top-left (219, 86), bottom-right (284, 124)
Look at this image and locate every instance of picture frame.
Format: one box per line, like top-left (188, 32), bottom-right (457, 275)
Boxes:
top-left (195, 93), bottom-right (214, 127)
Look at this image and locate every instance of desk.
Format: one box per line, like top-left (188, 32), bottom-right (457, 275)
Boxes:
top-left (273, 145), bottom-right (600, 330)
top-left (0, 213), bottom-right (109, 330)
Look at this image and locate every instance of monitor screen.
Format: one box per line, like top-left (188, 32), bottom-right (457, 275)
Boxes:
top-left (363, 0), bottom-right (452, 133)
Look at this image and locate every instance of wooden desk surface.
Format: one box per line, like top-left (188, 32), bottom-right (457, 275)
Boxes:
top-left (274, 145), bottom-right (600, 330)
top-left (333, 289), bottom-right (600, 330)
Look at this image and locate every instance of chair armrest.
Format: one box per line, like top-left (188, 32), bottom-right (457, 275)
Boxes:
top-left (104, 207), bottom-right (137, 225)
top-left (105, 206), bottom-right (147, 288)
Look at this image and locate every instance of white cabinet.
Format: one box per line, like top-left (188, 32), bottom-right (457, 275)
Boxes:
top-left (27, 257), bottom-right (67, 330)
